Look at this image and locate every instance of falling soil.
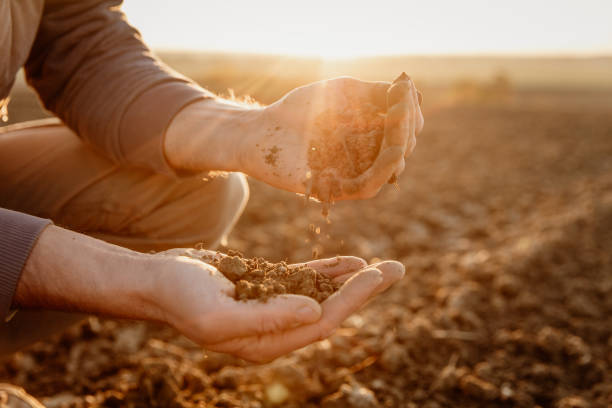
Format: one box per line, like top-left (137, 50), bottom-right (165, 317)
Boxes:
top-left (307, 103), bottom-right (385, 201)
top-left (187, 250), bottom-right (340, 303)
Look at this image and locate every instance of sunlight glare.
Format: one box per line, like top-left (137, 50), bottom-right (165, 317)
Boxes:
top-left (123, 0), bottom-right (612, 57)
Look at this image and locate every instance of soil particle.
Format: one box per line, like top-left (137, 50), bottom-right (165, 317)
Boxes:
top-left (556, 396), bottom-right (591, 408)
top-left (217, 256), bottom-right (247, 281)
top-left (322, 383), bottom-right (379, 408)
top-left (264, 145), bottom-right (281, 167)
top-left (459, 374), bottom-right (499, 400)
top-left (378, 342), bottom-right (408, 372)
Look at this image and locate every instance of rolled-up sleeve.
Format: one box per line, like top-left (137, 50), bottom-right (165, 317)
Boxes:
top-left (24, 0), bottom-right (213, 175)
top-left (0, 208), bottom-right (51, 320)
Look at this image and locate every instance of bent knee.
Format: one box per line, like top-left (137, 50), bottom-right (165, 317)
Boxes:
top-left (205, 172), bottom-right (249, 247)
top-left (83, 172), bottom-right (249, 252)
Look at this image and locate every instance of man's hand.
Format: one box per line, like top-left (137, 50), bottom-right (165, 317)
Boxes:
top-left (16, 226), bottom-right (404, 363)
top-left (164, 74), bottom-right (423, 201)
top-left (242, 75), bottom-right (424, 201)
top-left (154, 249), bottom-right (404, 362)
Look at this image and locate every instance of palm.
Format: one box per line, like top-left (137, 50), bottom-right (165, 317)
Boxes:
top-left (156, 249), bottom-right (404, 362)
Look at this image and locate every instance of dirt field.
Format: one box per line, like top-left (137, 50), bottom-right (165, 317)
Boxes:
top-left (1, 60), bottom-right (612, 407)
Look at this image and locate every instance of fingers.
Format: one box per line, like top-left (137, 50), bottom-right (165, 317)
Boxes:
top-left (318, 74), bottom-right (421, 200)
top-left (329, 77), bottom-right (390, 109)
top-left (416, 97), bottom-right (425, 134)
top-left (367, 81), bottom-right (393, 109)
top-left (406, 78), bottom-right (418, 158)
top-left (301, 256), bottom-right (367, 278)
top-left (314, 268), bottom-right (382, 334)
top-left (369, 260), bottom-right (405, 296)
top-left (384, 72), bottom-right (425, 164)
top-left (208, 268), bottom-right (383, 362)
top-left (383, 101), bottom-right (412, 149)
top-left (341, 146), bottom-right (404, 198)
top-left (387, 78), bottom-right (413, 107)
top-left (209, 294), bottom-right (322, 341)
top-left (332, 260), bottom-right (405, 298)
top-left (395, 157), bottom-right (406, 178)
top-left (383, 74), bottom-right (416, 153)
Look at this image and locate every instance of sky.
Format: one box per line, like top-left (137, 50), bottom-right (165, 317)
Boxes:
top-left (122, 0), bottom-right (612, 58)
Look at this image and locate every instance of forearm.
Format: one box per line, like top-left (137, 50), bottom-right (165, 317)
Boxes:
top-left (14, 225), bottom-right (161, 322)
top-left (164, 98), bottom-right (265, 173)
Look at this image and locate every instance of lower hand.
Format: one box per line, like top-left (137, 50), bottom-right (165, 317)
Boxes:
top-left (153, 249), bottom-right (404, 362)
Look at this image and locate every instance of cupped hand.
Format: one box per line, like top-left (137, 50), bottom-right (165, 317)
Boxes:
top-left (152, 249), bottom-right (404, 362)
top-left (242, 74), bottom-right (424, 201)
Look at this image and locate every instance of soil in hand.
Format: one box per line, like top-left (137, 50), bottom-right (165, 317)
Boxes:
top-left (195, 250), bottom-right (340, 303)
top-left (307, 102), bottom-right (385, 201)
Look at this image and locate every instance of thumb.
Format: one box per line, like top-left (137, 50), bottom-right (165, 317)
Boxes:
top-left (221, 295), bottom-right (322, 337)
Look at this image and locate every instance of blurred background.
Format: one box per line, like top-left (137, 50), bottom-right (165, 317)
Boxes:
top-left (6, 0), bottom-right (612, 123)
top-left (3, 2), bottom-right (612, 407)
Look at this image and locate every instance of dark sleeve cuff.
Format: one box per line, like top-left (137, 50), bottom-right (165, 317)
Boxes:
top-left (118, 80), bottom-right (213, 177)
top-left (0, 208), bottom-right (52, 321)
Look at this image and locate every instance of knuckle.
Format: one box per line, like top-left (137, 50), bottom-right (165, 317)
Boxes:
top-left (256, 313), bottom-right (275, 333)
top-left (388, 81), bottom-right (412, 97)
top-left (385, 102), bottom-right (411, 125)
top-left (259, 315), bottom-right (284, 333)
top-left (406, 138), bottom-right (417, 156)
top-left (395, 80), bottom-right (412, 89)
top-left (331, 76), bottom-right (354, 87)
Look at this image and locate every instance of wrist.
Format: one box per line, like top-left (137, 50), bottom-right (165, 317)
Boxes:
top-left (15, 226), bottom-right (162, 322)
top-left (164, 98), bottom-right (264, 173)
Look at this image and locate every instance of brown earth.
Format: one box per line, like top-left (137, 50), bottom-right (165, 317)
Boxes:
top-left (1, 92), bottom-right (611, 408)
top-left (197, 251), bottom-right (340, 303)
top-left (307, 103), bottom-right (385, 201)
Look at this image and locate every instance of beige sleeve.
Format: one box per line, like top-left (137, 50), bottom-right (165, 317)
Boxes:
top-left (24, 0), bottom-right (213, 175)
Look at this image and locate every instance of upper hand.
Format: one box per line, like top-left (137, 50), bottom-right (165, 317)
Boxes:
top-left (151, 249), bottom-right (404, 363)
top-left (242, 74), bottom-right (424, 201)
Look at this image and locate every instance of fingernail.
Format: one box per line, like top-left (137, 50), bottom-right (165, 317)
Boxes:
top-left (296, 306), bottom-right (320, 322)
top-left (393, 72), bottom-right (411, 83)
top-left (417, 91), bottom-right (423, 106)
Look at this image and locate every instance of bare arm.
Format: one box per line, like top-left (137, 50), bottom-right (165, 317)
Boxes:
top-left (14, 225), bottom-right (159, 321)
top-left (14, 225), bottom-right (403, 362)
top-left (164, 75), bottom-right (424, 201)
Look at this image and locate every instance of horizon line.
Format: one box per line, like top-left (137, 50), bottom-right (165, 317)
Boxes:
top-left (154, 48), bottom-right (612, 60)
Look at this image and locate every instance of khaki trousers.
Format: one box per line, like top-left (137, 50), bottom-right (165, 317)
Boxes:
top-left (0, 118), bottom-right (249, 354)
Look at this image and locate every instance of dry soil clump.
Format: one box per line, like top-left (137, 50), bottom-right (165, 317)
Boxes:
top-left (197, 251), bottom-right (340, 303)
